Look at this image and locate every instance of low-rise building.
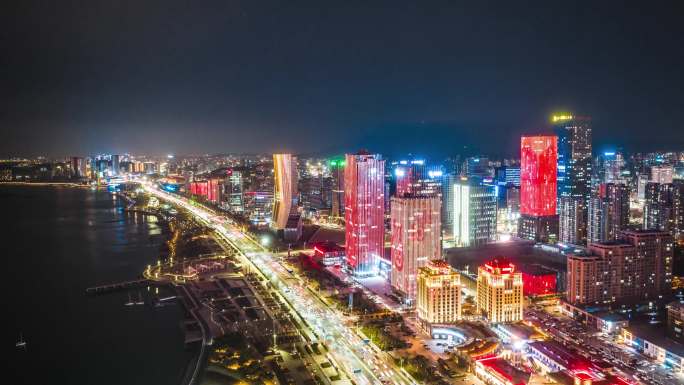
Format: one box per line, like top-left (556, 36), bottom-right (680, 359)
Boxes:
top-left (311, 241), bottom-right (345, 266)
top-left (474, 355), bottom-right (530, 385)
top-left (622, 323), bottom-right (684, 373)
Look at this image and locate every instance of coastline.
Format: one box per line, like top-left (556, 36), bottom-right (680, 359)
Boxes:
top-left (116, 189), bottom-right (206, 385)
top-left (0, 181), bottom-right (90, 188)
top-left (7, 184), bottom-right (196, 385)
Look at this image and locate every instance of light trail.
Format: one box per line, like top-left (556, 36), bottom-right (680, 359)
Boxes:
top-left (143, 183), bottom-right (417, 385)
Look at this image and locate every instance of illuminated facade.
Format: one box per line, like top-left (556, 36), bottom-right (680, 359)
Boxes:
top-left (651, 165), bottom-right (674, 184)
top-left (393, 159), bottom-right (443, 197)
top-left (555, 115), bottom-right (592, 245)
top-left (452, 181), bottom-right (497, 247)
top-left (344, 152), bottom-right (385, 275)
top-left (273, 154), bottom-right (298, 229)
top-left (520, 135), bottom-right (557, 216)
top-left (477, 258), bottom-right (523, 323)
top-left (518, 135), bottom-right (558, 243)
top-left (225, 168), bottom-right (244, 213)
top-left (520, 265), bottom-right (557, 296)
top-left (416, 260), bottom-right (461, 325)
top-left (390, 195), bottom-right (441, 302)
top-left (329, 158), bottom-right (345, 217)
top-left (207, 178), bottom-right (221, 203)
top-left (189, 178), bottom-right (223, 204)
top-left (189, 180), bottom-right (209, 197)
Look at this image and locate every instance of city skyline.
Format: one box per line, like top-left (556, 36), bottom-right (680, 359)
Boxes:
top-left (3, 1), bottom-right (684, 157)
top-left (6, 3), bottom-right (684, 385)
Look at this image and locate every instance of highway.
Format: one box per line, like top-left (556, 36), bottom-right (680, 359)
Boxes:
top-left (143, 183), bottom-right (418, 385)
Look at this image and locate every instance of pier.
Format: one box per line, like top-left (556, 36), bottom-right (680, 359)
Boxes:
top-left (85, 279), bottom-right (159, 295)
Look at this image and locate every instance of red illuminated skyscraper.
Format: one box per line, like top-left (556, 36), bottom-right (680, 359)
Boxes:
top-left (345, 152), bottom-right (385, 276)
top-left (520, 135), bottom-right (557, 216)
top-left (518, 135), bottom-right (559, 243)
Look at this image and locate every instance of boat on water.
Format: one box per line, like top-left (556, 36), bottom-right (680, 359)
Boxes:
top-left (16, 333), bottom-right (26, 349)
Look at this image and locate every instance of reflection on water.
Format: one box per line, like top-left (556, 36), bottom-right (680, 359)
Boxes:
top-left (7, 186), bottom-right (195, 385)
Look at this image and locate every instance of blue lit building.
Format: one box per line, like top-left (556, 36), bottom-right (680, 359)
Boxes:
top-left (555, 114), bottom-right (592, 245)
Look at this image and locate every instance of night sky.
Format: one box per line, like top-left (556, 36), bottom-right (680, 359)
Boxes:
top-left (2, 1), bottom-right (683, 158)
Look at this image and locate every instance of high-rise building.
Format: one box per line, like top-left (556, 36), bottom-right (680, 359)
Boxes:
top-left (416, 260), bottom-right (462, 325)
top-left (644, 182), bottom-right (667, 230)
top-left (70, 157), bottom-right (86, 178)
top-left (494, 166), bottom-right (521, 186)
top-left (518, 135), bottom-right (559, 243)
top-left (567, 230), bottom-right (673, 305)
top-left (644, 182), bottom-right (684, 241)
top-left (637, 173), bottom-right (650, 201)
top-left (651, 165), bottom-right (674, 184)
top-left (329, 158), bottom-right (345, 217)
top-left (224, 168), bottom-right (244, 213)
top-left (441, 174), bottom-right (457, 241)
top-left (344, 152), bottom-right (385, 276)
top-left (496, 185), bottom-right (520, 237)
top-left (452, 181), bottom-right (497, 247)
top-left (595, 151), bottom-right (625, 185)
top-left (476, 258), bottom-right (523, 323)
top-left (111, 154), bottom-right (121, 176)
top-left (390, 195), bottom-right (441, 303)
top-left (143, 161), bottom-right (157, 174)
top-left (392, 159), bottom-right (443, 197)
top-left (463, 157), bottom-right (491, 178)
top-left (207, 178), bottom-right (222, 203)
top-left (273, 154), bottom-right (298, 229)
top-left (588, 183), bottom-right (630, 243)
top-left (555, 114), bottom-right (592, 245)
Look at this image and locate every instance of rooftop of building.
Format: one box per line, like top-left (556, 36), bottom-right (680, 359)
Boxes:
top-left (620, 228), bottom-right (673, 236)
top-left (667, 301), bottom-right (684, 312)
top-left (476, 356), bottom-right (530, 385)
top-left (312, 241), bottom-right (344, 253)
top-left (626, 322), bottom-right (684, 358)
top-left (481, 257), bottom-right (516, 274)
top-left (519, 263), bottom-right (557, 276)
top-left (527, 340), bottom-right (592, 371)
top-left (590, 240), bottom-right (632, 247)
top-left (390, 193), bottom-right (440, 200)
top-left (590, 311), bottom-right (628, 323)
top-left (496, 322), bottom-right (543, 340)
top-left (420, 259), bottom-right (457, 276)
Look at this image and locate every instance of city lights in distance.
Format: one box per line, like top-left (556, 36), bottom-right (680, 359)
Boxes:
top-left (552, 114), bottom-right (573, 122)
